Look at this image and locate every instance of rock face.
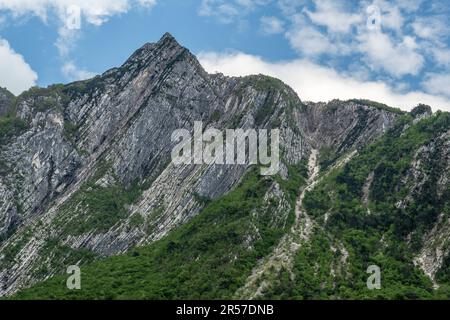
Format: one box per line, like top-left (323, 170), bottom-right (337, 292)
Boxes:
top-left (0, 88), bottom-right (14, 117)
top-left (0, 33), bottom-right (308, 294)
top-left (410, 128), bottom-right (450, 283)
top-left (299, 100), bottom-right (400, 153)
top-left (0, 33), bottom-right (447, 296)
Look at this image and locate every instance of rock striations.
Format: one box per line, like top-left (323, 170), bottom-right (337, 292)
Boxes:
top-left (0, 34), bottom-right (448, 298)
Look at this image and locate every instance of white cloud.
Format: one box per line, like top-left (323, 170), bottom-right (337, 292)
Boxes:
top-left (0, 0), bottom-right (133, 25)
top-left (195, 0), bottom-right (450, 95)
top-left (198, 0), bottom-right (240, 24)
top-left (198, 51), bottom-right (450, 112)
top-left (137, 0), bottom-right (157, 7)
top-left (285, 12), bottom-right (341, 57)
top-left (276, 0), bottom-right (305, 16)
top-left (198, 0), bottom-right (269, 24)
top-left (395, 0), bottom-right (424, 12)
top-left (412, 17), bottom-right (448, 41)
top-left (236, 0), bottom-right (271, 9)
top-left (431, 47), bottom-right (450, 67)
top-left (278, 0), bottom-right (449, 82)
top-left (361, 0), bottom-right (406, 32)
top-left (380, 3), bottom-right (404, 32)
top-left (260, 16), bottom-right (284, 34)
top-left (0, 0), bottom-right (156, 79)
top-left (56, 25), bottom-right (79, 56)
top-left (0, 38), bottom-right (37, 95)
top-left (422, 73), bottom-right (450, 98)
top-left (358, 30), bottom-right (424, 77)
top-left (286, 25), bottom-right (334, 56)
top-left (280, 1), bottom-right (419, 66)
top-left (411, 16), bottom-right (450, 67)
top-left (61, 61), bottom-right (96, 82)
top-left (305, 0), bottom-right (362, 34)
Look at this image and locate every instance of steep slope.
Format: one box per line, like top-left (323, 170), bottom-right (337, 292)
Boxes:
top-left (1, 33), bottom-right (408, 296)
top-left (0, 88), bottom-right (14, 117)
top-left (234, 149), bottom-right (320, 299)
top-left (12, 109), bottom-right (450, 299)
top-left (1, 33), bottom-right (308, 295)
top-left (299, 99), bottom-right (403, 169)
top-left (260, 107), bottom-right (450, 299)
top-left (13, 166), bottom-right (306, 299)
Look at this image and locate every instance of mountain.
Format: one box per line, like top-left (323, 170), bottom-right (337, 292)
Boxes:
top-left (0, 33), bottom-right (449, 299)
top-left (0, 88), bottom-right (14, 117)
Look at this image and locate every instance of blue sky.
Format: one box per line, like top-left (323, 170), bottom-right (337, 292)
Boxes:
top-left (0, 0), bottom-right (449, 111)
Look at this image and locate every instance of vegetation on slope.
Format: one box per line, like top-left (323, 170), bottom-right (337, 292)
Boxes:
top-left (13, 165), bottom-right (306, 299)
top-left (9, 109), bottom-right (450, 300)
top-left (15, 84), bottom-right (69, 112)
top-left (274, 111), bottom-right (450, 299)
top-left (0, 116), bottom-right (27, 142)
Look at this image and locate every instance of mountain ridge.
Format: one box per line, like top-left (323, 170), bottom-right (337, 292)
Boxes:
top-left (0, 33), bottom-right (448, 299)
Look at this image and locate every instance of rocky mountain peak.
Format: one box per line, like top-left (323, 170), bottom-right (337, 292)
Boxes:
top-left (120, 32), bottom-right (197, 71)
top-left (1, 33), bottom-right (448, 299)
top-left (159, 32), bottom-right (178, 45)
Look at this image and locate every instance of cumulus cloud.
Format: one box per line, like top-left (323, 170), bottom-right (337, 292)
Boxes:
top-left (0, 38), bottom-right (37, 95)
top-left (260, 16), bottom-right (284, 34)
top-left (198, 0), bottom-right (239, 24)
top-left (198, 0), bottom-right (270, 24)
top-left (0, 0), bottom-right (133, 22)
top-left (286, 24), bottom-right (335, 57)
top-left (137, 0), bottom-right (157, 7)
top-left (0, 0), bottom-right (156, 80)
top-left (422, 73), bottom-right (450, 98)
top-left (196, 0), bottom-right (450, 89)
top-left (358, 31), bottom-right (424, 77)
top-left (198, 51), bottom-right (450, 112)
top-left (412, 17), bottom-right (448, 41)
top-left (431, 47), bottom-right (450, 67)
top-left (305, 0), bottom-right (362, 34)
top-left (374, 0), bottom-right (404, 32)
top-left (61, 61), bottom-right (96, 82)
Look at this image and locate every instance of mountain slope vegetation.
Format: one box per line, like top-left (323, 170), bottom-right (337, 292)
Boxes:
top-left (12, 111), bottom-right (450, 300)
top-left (0, 34), bottom-right (449, 300)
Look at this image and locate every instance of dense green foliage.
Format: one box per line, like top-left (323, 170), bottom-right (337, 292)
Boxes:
top-left (289, 112), bottom-right (450, 299)
top-left (17, 84), bottom-right (68, 112)
top-left (9, 111), bottom-right (450, 300)
top-left (59, 183), bottom-right (141, 236)
top-left (0, 116), bottom-right (27, 142)
top-left (14, 167), bottom-right (305, 299)
top-left (32, 240), bottom-right (97, 280)
top-left (0, 228), bottom-right (32, 268)
top-left (63, 76), bottom-right (104, 98)
top-left (55, 163), bottom-right (142, 236)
